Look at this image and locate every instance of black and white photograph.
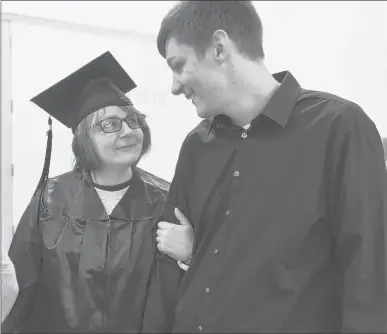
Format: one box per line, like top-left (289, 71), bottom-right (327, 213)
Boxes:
top-left (1, 1), bottom-right (387, 333)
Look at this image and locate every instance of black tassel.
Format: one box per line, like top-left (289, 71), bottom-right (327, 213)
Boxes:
top-left (33, 117), bottom-right (53, 197)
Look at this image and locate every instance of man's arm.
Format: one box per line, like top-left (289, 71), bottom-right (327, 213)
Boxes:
top-left (142, 135), bottom-right (194, 332)
top-left (327, 104), bottom-right (387, 333)
top-left (157, 135), bottom-right (195, 263)
top-left (142, 252), bottom-right (184, 333)
top-left (161, 135), bottom-right (193, 224)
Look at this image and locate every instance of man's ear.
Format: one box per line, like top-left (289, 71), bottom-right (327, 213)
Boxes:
top-left (211, 29), bottom-right (231, 63)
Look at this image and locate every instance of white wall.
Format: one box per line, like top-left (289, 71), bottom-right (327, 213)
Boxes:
top-left (2, 1), bottom-right (387, 238)
top-left (1, 19), bottom-right (14, 251)
top-left (1, 1), bottom-right (179, 36)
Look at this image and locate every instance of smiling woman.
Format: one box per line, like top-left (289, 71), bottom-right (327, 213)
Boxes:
top-left (5, 15), bottom-right (198, 232)
top-left (73, 104), bottom-right (150, 183)
top-left (2, 52), bottom-right (184, 333)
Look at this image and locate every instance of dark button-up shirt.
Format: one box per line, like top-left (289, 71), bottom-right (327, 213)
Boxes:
top-left (162, 71), bottom-right (387, 333)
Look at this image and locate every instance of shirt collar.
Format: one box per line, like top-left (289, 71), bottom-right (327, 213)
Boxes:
top-left (209, 71), bottom-right (301, 134)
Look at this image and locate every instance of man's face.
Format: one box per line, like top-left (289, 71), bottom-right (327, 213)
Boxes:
top-left (165, 36), bottom-right (229, 119)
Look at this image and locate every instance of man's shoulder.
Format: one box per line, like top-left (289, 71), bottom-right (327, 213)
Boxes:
top-left (298, 88), bottom-right (363, 114)
top-left (298, 88), bottom-right (380, 143)
top-left (297, 88), bottom-right (372, 126)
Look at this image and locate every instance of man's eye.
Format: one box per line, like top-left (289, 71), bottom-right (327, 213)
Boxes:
top-left (172, 61), bottom-right (184, 73)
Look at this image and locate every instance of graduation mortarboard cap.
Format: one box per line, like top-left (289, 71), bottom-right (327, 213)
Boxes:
top-left (31, 51), bottom-right (137, 133)
top-left (30, 51), bottom-right (137, 196)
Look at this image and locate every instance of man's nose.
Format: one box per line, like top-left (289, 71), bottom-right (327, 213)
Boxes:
top-left (171, 76), bottom-right (183, 96)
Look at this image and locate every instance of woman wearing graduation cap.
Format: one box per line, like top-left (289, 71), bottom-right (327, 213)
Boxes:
top-left (2, 52), bottom-right (187, 333)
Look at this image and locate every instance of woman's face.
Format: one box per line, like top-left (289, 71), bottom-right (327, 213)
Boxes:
top-left (89, 106), bottom-right (144, 169)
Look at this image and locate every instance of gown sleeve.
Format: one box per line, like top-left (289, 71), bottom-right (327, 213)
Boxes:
top-left (1, 186), bottom-right (45, 333)
top-left (142, 251), bottom-right (184, 333)
top-left (141, 174), bottom-right (186, 333)
top-left (1, 245), bottom-right (19, 323)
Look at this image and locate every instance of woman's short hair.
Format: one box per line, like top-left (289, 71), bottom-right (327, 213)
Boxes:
top-left (71, 105), bottom-right (151, 179)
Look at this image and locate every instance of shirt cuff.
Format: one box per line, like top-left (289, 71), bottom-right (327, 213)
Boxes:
top-left (177, 260), bottom-right (190, 271)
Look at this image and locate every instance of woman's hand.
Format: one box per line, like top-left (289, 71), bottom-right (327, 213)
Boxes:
top-left (156, 208), bottom-right (194, 262)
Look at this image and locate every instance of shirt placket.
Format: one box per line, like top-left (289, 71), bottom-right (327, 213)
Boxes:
top-left (194, 128), bottom-right (250, 333)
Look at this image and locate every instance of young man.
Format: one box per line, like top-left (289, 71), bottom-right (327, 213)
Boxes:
top-left (155, 1), bottom-right (387, 333)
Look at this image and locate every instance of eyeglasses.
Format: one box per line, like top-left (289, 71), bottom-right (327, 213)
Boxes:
top-left (95, 114), bottom-right (145, 133)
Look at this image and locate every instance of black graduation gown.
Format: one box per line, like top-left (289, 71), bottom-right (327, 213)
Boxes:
top-left (2, 169), bottom-right (181, 333)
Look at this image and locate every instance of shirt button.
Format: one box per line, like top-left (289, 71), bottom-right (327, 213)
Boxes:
top-left (205, 287), bottom-right (211, 293)
top-left (233, 171), bottom-right (240, 177)
top-left (213, 248), bottom-right (219, 255)
top-left (198, 325), bottom-right (203, 332)
top-left (241, 132), bottom-right (247, 139)
top-left (225, 210), bottom-right (231, 216)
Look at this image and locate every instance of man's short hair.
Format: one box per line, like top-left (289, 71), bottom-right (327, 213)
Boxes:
top-left (157, 1), bottom-right (265, 61)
